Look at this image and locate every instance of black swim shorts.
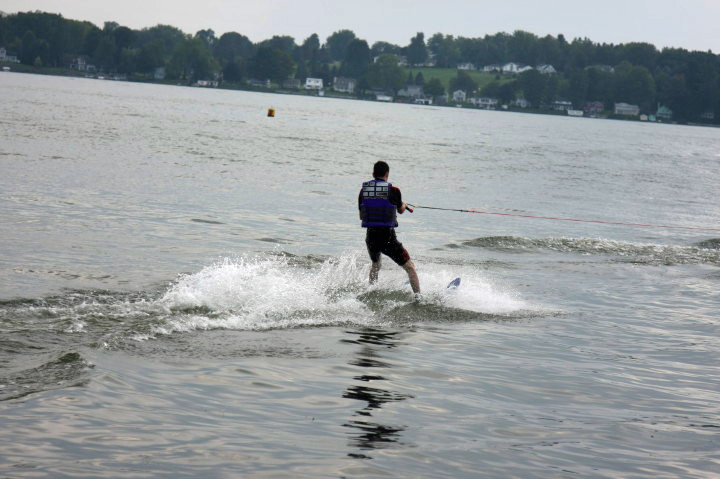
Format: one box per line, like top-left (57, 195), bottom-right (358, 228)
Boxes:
top-left (365, 228), bottom-right (410, 266)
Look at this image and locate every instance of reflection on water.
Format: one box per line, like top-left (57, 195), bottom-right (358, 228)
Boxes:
top-left (342, 329), bottom-right (413, 459)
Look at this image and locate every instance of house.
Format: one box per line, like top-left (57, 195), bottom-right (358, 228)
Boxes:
top-left (553, 100), bottom-right (573, 111)
top-left (154, 67), bottom-right (166, 80)
top-left (457, 63), bottom-right (475, 70)
top-left (614, 102), bottom-right (640, 116)
top-left (584, 101), bottom-right (604, 116)
top-left (397, 84), bottom-right (424, 99)
top-left (70, 56), bottom-right (95, 72)
top-left (414, 97), bottom-right (432, 105)
top-left (502, 63), bottom-right (521, 74)
top-left (701, 111), bottom-right (715, 121)
top-left (0, 47), bottom-right (19, 63)
top-left (502, 63), bottom-right (533, 75)
top-left (304, 77), bottom-right (323, 90)
top-left (586, 64), bottom-right (615, 73)
top-left (332, 77), bottom-right (356, 94)
top-left (469, 97), bottom-right (498, 109)
top-left (248, 78), bottom-right (271, 88)
top-left (514, 98), bottom-right (530, 108)
top-left (656, 104), bottom-right (673, 121)
top-left (483, 64), bottom-right (501, 73)
top-left (195, 80), bottom-right (218, 87)
top-left (536, 64), bottom-right (556, 75)
top-left (282, 78), bottom-right (301, 89)
top-left (452, 90), bottom-right (467, 103)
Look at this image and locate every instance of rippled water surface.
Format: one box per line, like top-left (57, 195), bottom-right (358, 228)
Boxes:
top-left (1, 73), bottom-right (719, 478)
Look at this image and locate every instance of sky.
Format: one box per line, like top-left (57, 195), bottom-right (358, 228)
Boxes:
top-left (3, 0), bottom-right (719, 53)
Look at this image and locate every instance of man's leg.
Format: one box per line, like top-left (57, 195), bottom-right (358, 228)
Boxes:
top-left (403, 260), bottom-right (420, 294)
top-left (369, 258), bottom-right (381, 284)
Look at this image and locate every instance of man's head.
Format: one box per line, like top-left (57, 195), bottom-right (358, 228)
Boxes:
top-left (373, 161), bottom-right (390, 180)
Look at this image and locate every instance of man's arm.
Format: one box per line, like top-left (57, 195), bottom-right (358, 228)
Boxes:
top-left (392, 186), bottom-right (408, 214)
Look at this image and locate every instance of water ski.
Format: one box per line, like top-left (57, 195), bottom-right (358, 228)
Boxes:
top-left (447, 277), bottom-right (461, 289)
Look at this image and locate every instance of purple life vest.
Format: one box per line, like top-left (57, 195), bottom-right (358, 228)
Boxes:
top-left (360, 179), bottom-right (398, 228)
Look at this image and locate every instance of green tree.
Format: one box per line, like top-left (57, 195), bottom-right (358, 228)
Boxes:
top-left (214, 32), bottom-right (255, 64)
top-left (223, 60), bottom-right (246, 82)
top-left (137, 40), bottom-right (165, 73)
top-left (326, 29), bottom-right (356, 62)
top-left (195, 29), bottom-right (217, 49)
top-left (370, 41), bottom-right (402, 58)
top-left (93, 33), bottom-right (116, 71)
top-left (450, 69), bottom-right (477, 93)
top-left (428, 33), bottom-right (459, 68)
top-left (614, 61), bottom-right (656, 112)
top-left (167, 36), bottom-right (219, 82)
top-left (499, 81), bottom-right (519, 104)
top-left (366, 54), bottom-right (404, 92)
top-left (424, 77), bottom-right (445, 97)
top-left (342, 38), bottom-right (370, 79)
top-left (518, 69), bottom-right (546, 106)
top-left (248, 46), bottom-right (294, 83)
top-left (407, 32), bottom-right (428, 66)
top-left (259, 35), bottom-right (296, 55)
top-left (567, 68), bottom-right (589, 107)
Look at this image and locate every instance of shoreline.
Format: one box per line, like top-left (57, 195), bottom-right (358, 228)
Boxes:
top-left (2, 64), bottom-right (715, 128)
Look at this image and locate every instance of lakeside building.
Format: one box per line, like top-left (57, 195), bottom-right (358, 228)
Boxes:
top-left (452, 90), bottom-right (467, 103)
top-left (282, 78), bottom-right (301, 89)
top-left (502, 63), bottom-right (533, 75)
top-left (584, 101), bottom-right (605, 116)
top-left (553, 100), bottom-right (573, 111)
top-left (397, 84), bottom-right (424, 99)
top-left (469, 97), bottom-right (498, 109)
top-left (614, 102), bottom-right (640, 116)
top-left (248, 79), bottom-right (271, 88)
top-left (0, 47), bottom-right (19, 63)
top-left (656, 104), bottom-right (673, 121)
top-left (332, 77), bottom-right (356, 94)
top-left (537, 64), bottom-right (557, 75)
top-left (304, 77), bottom-right (323, 90)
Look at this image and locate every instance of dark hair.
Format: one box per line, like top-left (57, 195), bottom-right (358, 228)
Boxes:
top-left (373, 161), bottom-right (389, 179)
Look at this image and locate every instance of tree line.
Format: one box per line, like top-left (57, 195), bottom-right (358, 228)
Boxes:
top-left (1, 11), bottom-right (719, 122)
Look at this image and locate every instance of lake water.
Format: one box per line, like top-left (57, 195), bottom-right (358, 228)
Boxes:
top-left (1, 72), bottom-right (719, 478)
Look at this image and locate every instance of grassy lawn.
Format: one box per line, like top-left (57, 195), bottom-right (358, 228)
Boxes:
top-left (403, 67), bottom-right (511, 91)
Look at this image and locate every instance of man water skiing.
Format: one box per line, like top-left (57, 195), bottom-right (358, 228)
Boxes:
top-left (358, 161), bottom-right (420, 294)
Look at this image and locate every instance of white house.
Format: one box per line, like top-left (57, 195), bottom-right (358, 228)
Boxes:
top-left (501, 63), bottom-right (521, 74)
top-left (305, 77), bottom-right (323, 90)
top-left (397, 84), bottom-right (424, 99)
top-left (452, 90), bottom-right (467, 103)
top-left (457, 62), bottom-right (476, 70)
top-left (483, 64), bottom-right (501, 73)
top-left (514, 98), bottom-right (530, 108)
top-left (469, 97), bottom-right (498, 109)
top-left (553, 100), bottom-right (573, 111)
top-left (536, 64), bottom-right (556, 75)
top-left (332, 77), bottom-right (356, 94)
top-left (614, 102), bottom-right (640, 116)
top-left (502, 63), bottom-right (533, 75)
top-left (656, 104), bottom-right (673, 121)
top-left (0, 47), bottom-right (19, 63)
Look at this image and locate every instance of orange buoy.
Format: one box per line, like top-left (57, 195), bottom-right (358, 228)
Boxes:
top-left (267, 108), bottom-right (275, 117)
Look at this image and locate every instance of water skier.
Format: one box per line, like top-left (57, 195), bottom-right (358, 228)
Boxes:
top-left (358, 161), bottom-right (420, 294)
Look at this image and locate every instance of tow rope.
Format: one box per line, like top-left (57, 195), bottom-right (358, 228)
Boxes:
top-left (406, 204), bottom-right (720, 232)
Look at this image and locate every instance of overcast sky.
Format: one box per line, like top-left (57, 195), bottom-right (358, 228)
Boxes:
top-left (4, 0), bottom-right (719, 53)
